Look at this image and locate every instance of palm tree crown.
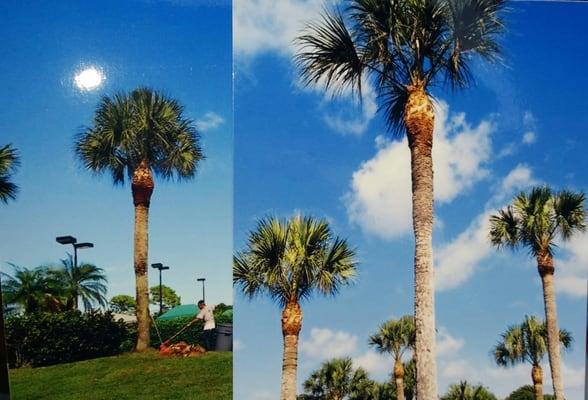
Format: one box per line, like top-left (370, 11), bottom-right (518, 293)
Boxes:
top-left (440, 381), bottom-right (497, 400)
top-left (47, 255), bottom-right (108, 311)
top-left (1, 264), bottom-right (61, 313)
top-left (298, 357), bottom-right (371, 400)
top-left (74, 88), bottom-right (203, 183)
top-left (369, 315), bottom-right (415, 359)
top-left (295, 0), bottom-right (506, 134)
top-left (233, 215), bottom-right (357, 307)
top-left (0, 144), bottom-right (20, 204)
top-left (489, 186), bottom-right (586, 258)
top-left (493, 315), bottom-right (572, 368)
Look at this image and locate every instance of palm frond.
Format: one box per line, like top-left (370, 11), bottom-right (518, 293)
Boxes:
top-left (0, 144), bottom-right (20, 203)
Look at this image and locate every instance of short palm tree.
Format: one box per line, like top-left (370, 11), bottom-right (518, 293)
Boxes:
top-left (1, 264), bottom-right (62, 313)
top-left (0, 144), bottom-right (19, 204)
top-left (48, 255), bottom-right (108, 311)
top-left (368, 315), bottom-right (415, 400)
top-left (489, 186), bottom-right (585, 399)
top-left (440, 381), bottom-right (497, 400)
top-left (493, 316), bottom-right (572, 400)
top-left (75, 88), bottom-right (203, 351)
top-left (298, 357), bottom-right (371, 400)
top-left (234, 215), bottom-right (358, 400)
top-left (295, 2), bottom-right (507, 397)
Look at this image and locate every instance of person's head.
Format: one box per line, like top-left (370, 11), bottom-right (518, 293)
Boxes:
top-left (198, 300), bottom-right (205, 310)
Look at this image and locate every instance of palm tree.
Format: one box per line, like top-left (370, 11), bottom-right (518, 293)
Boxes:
top-left (48, 255), bottom-right (108, 311)
top-left (489, 186), bottom-right (585, 399)
top-left (298, 357), bottom-right (371, 400)
top-left (368, 315), bottom-right (415, 400)
top-left (1, 264), bottom-right (62, 313)
top-left (492, 316), bottom-right (572, 400)
top-left (75, 88), bottom-right (203, 351)
top-left (295, 2), bottom-right (507, 397)
top-left (0, 144), bottom-right (19, 204)
top-left (440, 381), bottom-right (497, 400)
top-left (234, 215), bottom-right (358, 400)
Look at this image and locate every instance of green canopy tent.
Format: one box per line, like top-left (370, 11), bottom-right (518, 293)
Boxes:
top-left (157, 304), bottom-right (198, 321)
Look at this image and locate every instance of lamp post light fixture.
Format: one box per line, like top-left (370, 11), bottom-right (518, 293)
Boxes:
top-left (197, 278), bottom-right (206, 303)
top-left (151, 263), bottom-right (170, 314)
top-left (55, 235), bottom-right (94, 270)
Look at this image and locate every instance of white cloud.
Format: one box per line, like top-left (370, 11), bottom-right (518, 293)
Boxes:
top-left (250, 390), bottom-right (276, 400)
top-left (522, 131), bottom-right (536, 144)
top-left (352, 351), bottom-right (390, 379)
top-left (555, 231), bottom-right (588, 297)
top-left (436, 165), bottom-right (536, 291)
top-left (233, 0), bottom-right (325, 57)
top-left (437, 327), bottom-right (465, 357)
top-left (301, 328), bottom-right (358, 360)
top-left (345, 102), bottom-right (494, 239)
top-left (196, 111), bottom-right (225, 132)
top-left (234, 339), bottom-right (245, 351)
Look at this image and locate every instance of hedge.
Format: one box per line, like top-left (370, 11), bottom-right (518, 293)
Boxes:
top-left (5, 311), bottom-right (128, 368)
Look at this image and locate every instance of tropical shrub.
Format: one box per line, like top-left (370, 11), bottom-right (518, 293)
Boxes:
top-left (505, 385), bottom-right (554, 400)
top-left (5, 311), bottom-right (128, 367)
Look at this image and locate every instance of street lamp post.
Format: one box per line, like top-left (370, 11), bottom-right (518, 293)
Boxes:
top-left (197, 278), bottom-right (206, 303)
top-left (151, 263), bottom-right (170, 314)
top-left (55, 235), bottom-right (94, 270)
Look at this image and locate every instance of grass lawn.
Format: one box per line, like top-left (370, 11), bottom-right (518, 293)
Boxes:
top-left (8, 350), bottom-right (232, 400)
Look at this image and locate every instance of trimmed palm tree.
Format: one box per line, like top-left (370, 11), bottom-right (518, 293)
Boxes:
top-left (493, 316), bottom-right (572, 400)
top-left (295, 2), bottom-right (506, 397)
top-left (48, 255), bottom-right (108, 311)
top-left (489, 186), bottom-right (585, 399)
top-left (75, 88), bottom-right (203, 351)
top-left (0, 144), bottom-right (19, 204)
top-left (440, 381), bottom-right (497, 400)
top-left (234, 215), bottom-right (358, 400)
top-left (298, 357), bottom-right (371, 400)
top-left (1, 264), bottom-right (62, 313)
top-left (368, 315), bottom-right (415, 400)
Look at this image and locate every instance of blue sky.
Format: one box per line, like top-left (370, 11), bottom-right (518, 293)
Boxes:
top-left (0, 0), bottom-right (232, 309)
top-left (233, 1), bottom-right (587, 399)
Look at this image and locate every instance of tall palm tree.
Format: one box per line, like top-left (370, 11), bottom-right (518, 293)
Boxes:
top-left (440, 381), bottom-right (497, 400)
top-left (492, 316), bottom-right (572, 400)
top-left (489, 186), bottom-right (585, 399)
top-left (295, 2), bottom-right (506, 397)
top-left (298, 357), bottom-right (371, 400)
top-left (1, 264), bottom-right (62, 313)
top-left (75, 88), bottom-right (203, 351)
top-left (234, 215), bottom-right (358, 400)
top-left (0, 144), bottom-right (19, 204)
top-left (48, 255), bottom-right (108, 311)
top-left (368, 315), bottom-right (415, 400)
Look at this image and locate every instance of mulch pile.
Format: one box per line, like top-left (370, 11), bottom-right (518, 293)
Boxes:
top-left (159, 342), bottom-right (206, 357)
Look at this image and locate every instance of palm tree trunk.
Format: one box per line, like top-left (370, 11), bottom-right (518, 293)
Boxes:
top-left (404, 84), bottom-right (437, 400)
top-left (132, 160), bottom-right (154, 352)
top-left (280, 301), bottom-right (302, 400)
top-left (394, 357), bottom-right (405, 400)
top-left (537, 252), bottom-right (564, 400)
top-left (532, 364), bottom-right (544, 400)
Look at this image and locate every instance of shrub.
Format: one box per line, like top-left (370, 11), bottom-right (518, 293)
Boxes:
top-left (5, 310), bottom-right (128, 368)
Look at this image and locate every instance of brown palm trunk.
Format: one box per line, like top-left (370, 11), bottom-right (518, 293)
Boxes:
top-left (532, 364), bottom-right (544, 400)
top-left (132, 160), bottom-right (154, 352)
top-left (404, 84), bottom-right (437, 400)
top-left (394, 357), bottom-right (405, 400)
top-left (537, 252), bottom-right (564, 400)
top-left (280, 301), bottom-right (302, 400)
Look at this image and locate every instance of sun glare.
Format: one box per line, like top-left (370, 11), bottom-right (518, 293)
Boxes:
top-left (74, 67), bottom-right (104, 91)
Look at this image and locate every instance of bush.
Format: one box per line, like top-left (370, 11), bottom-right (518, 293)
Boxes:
top-left (5, 311), bottom-right (128, 368)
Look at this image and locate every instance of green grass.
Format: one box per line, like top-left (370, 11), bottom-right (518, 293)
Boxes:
top-left (9, 350), bottom-right (232, 400)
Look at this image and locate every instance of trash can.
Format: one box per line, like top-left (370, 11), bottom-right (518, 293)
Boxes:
top-left (215, 323), bottom-right (233, 351)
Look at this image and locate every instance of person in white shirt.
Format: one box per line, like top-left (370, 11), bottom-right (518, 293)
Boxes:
top-left (195, 300), bottom-right (216, 350)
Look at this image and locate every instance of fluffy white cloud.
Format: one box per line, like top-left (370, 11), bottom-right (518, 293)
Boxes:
top-left (250, 390), bottom-right (276, 400)
top-left (555, 231), bottom-right (588, 297)
top-left (301, 328), bottom-right (358, 360)
top-left (437, 327), bottom-right (465, 357)
top-left (196, 111), bottom-right (225, 132)
top-left (345, 102), bottom-right (494, 239)
top-left (352, 351), bottom-right (391, 379)
top-left (234, 338), bottom-right (245, 351)
top-left (233, 0), bottom-right (325, 57)
top-left (435, 165), bottom-right (536, 291)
